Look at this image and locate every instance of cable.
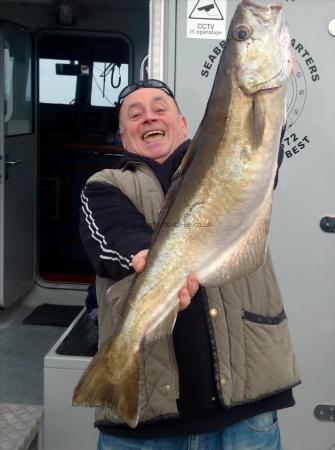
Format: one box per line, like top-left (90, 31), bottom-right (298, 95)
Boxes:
top-left (92, 73), bottom-right (114, 106)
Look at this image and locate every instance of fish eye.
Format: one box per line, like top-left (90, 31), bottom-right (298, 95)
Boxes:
top-left (233, 25), bottom-right (252, 41)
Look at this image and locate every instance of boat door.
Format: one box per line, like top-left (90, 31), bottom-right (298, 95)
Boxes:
top-left (0, 26), bottom-right (36, 308)
top-left (164, 1), bottom-right (335, 449)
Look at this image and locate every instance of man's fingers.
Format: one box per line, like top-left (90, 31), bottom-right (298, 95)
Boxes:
top-left (134, 257), bottom-right (146, 272)
top-left (187, 272), bottom-right (199, 297)
top-left (178, 273), bottom-right (199, 311)
top-left (179, 288), bottom-right (191, 311)
top-left (132, 249), bottom-right (149, 273)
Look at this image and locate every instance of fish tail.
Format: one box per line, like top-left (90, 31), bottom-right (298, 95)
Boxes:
top-left (72, 337), bottom-right (140, 428)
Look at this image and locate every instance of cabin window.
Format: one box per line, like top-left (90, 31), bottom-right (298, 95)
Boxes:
top-left (4, 44), bottom-right (14, 123)
top-left (39, 59), bottom-right (78, 105)
top-left (91, 62), bottom-right (129, 107)
top-left (4, 31), bottom-right (33, 136)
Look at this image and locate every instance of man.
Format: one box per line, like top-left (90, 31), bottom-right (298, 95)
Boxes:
top-left (80, 79), bottom-right (299, 450)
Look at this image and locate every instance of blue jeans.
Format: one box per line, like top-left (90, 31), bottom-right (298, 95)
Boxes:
top-left (97, 411), bottom-right (281, 450)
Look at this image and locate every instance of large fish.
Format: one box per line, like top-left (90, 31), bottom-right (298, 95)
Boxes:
top-left (72, 0), bottom-right (293, 428)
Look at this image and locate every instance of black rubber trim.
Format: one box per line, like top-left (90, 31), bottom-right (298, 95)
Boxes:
top-left (242, 309), bottom-right (286, 326)
top-left (201, 288), bottom-right (225, 406)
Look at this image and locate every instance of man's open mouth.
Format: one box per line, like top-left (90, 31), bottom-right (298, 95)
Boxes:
top-left (142, 130), bottom-right (165, 140)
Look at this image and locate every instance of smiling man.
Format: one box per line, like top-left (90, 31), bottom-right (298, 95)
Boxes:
top-left (117, 83), bottom-right (195, 302)
top-left (79, 79), bottom-right (293, 450)
top-left (119, 86), bottom-right (187, 163)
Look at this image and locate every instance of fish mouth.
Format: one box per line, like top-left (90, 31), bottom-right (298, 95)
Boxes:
top-left (242, 0), bottom-right (283, 22)
top-left (142, 130), bottom-right (165, 140)
top-left (242, 0), bottom-right (282, 10)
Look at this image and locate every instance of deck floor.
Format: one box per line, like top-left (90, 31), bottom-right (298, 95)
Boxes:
top-left (0, 303), bottom-right (65, 405)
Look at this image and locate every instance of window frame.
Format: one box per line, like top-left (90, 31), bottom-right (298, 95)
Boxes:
top-left (37, 30), bottom-right (133, 109)
top-left (4, 29), bottom-right (34, 138)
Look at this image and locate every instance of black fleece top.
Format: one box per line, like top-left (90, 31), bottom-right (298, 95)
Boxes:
top-left (79, 139), bottom-right (294, 439)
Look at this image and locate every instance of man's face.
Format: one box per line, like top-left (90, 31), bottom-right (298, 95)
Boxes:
top-left (119, 88), bottom-right (188, 164)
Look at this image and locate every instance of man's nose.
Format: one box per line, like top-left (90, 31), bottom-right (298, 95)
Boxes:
top-left (143, 110), bottom-right (158, 122)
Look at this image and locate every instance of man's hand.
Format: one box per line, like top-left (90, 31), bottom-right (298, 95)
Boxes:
top-left (132, 250), bottom-right (199, 311)
top-left (178, 273), bottom-right (199, 311)
top-left (131, 249), bottom-right (149, 273)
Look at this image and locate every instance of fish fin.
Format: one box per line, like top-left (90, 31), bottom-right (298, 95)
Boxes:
top-left (105, 273), bottom-right (137, 321)
top-left (145, 301), bottom-right (179, 343)
top-left (72, 337), bottom-right (140, 428)
top-left (200, 194), bottom-right (272, 287)
top-left (151, 139), bottom-right (196, 242)
top-left (173, 138), bottom-right (196, 179)
top-left (72, 303), bottom-right (179, 425)
top-left (106, 272), bottom-right (136, 301)
top-left (253, 96), bottom-right (266, 146)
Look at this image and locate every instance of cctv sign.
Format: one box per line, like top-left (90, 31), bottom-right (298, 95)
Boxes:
top-left (187, 0), bottom-right (227, 39)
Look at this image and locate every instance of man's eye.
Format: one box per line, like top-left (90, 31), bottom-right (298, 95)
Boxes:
top-left (131, 113), bottom-right (141, 119)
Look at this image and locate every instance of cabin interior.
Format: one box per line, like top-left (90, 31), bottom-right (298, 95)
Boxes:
top-left (0, 1), bottom-right (150, 447)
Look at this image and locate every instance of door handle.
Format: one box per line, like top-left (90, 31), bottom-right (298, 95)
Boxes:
top-left (4, 159), bottom-right (23, 180)
top-left (5, 160), bottom-right (23, 166)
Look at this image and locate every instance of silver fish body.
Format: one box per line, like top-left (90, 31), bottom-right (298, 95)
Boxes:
top-left (72, 0), bottom-right (294, 428)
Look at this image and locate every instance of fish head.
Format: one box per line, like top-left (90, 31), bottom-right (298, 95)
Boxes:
top-left (230, 0), bottom-right (294, 95)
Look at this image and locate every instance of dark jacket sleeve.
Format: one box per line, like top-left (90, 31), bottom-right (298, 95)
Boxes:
top-left (80, 182), bottom-right (153, 281)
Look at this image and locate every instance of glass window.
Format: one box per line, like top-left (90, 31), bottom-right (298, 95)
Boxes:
top-left (4, 31), bottom-right (33, 136)
top-left (4, 43), bottom-right (14, 123)
top-left (39, 59), bottom-right (78, 104)
top-left (91, 62), bottom-right (128, 107)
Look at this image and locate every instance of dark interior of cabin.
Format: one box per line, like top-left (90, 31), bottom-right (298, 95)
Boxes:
top-left (38, 33), bottom-right (133, 283)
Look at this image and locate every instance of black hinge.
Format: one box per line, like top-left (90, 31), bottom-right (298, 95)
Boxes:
top-left (314, 405), bottom-right (335, 421)
top-left (320, 217), bottom-right (335, 233)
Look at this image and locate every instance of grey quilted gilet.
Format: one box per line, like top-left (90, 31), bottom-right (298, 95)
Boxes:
top-left (87, 162), bottom-right (300, 426)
